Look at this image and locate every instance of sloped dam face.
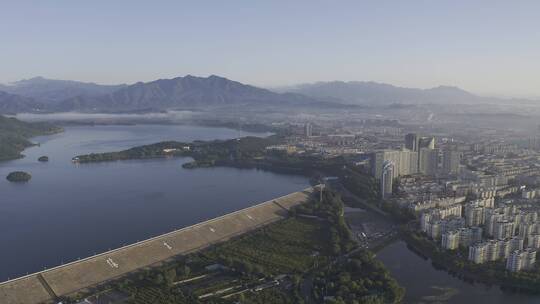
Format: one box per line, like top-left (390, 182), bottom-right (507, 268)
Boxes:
top-left (0, 188), bottom-right (313, 304)
top-left (0, 124), bottom-right (310, 303)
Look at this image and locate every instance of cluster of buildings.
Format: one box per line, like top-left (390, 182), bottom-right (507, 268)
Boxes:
top-left (371, 133), bottom-right (461, 199)
top-left (419, 199), bottom-right (489, 240)
top-left (280, 118), bottom-right (540, 275)
top-left (418, 194), bottom-right (540, 272)
top-left (279, 120), bottom-right (540, 274)
top-left (281, 122), bottom-right (373, 157)
top-left (368, 132), bottom-right (540, 273)
top-left (371, 134), bottom-right (540, 204)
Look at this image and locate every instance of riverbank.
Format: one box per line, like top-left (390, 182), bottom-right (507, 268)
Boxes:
top-left (401, 228), bottom-right (540, 294)
top-left (377, 240), bottom-right (540, 304)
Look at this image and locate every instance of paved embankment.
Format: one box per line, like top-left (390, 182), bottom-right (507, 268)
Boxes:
top-left (0, 188), bottom-right (314, 304)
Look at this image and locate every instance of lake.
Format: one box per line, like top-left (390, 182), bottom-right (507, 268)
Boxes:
top-left (377, 241), bottom-right (540, 303)
top-left (0, 125), bottom-right (309, 280)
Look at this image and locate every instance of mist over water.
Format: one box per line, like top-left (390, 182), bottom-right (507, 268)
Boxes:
top-left (13, 111), bottom-right (199, 123)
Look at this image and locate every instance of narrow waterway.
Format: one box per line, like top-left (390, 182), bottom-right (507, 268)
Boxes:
top-left (377, 241), bottom-right (540, 303)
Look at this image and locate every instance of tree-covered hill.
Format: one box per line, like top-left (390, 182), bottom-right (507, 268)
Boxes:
top-left (0, 115), bottom-right (62, 161)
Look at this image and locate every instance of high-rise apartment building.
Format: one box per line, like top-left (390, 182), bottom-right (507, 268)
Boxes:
top-left (371, 150), bottom-right (418, 179)
top-left (381, 161), bottom-right (394, 199)
top-left (506, 249), bottom-right (536, 272)
top-left (442, 230), bottom-right (460, 250)
top-left (419, 136), bottom-right (435, 150)
top-left (442, 146), bottom-right (460, 175)
top-left (419, 148), bottom-right (439, 175)
top-left (528, 234), bottom-right (540, 249)
top-left (304, 123), bottom-right (313, 137)
top-left (405, 133), bottom-right (419, 151)
top-left (494, 220), bottom-right (515, 240)
top-left (464, 203), bottom-right (485, 227)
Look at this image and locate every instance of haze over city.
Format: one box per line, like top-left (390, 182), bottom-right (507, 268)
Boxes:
top-left (2, 0), bottom-right (540, 97)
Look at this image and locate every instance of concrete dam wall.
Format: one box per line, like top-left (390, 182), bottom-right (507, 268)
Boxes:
top-left (0, 188), bottom-right (314, 304)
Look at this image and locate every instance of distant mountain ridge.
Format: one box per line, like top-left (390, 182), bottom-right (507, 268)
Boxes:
top-left (277, 81), bottom-right (518, 105)
top-left (0, 91), bottom-right (44, 114)
top-left (1, 75), bottom-right (536, 114)
top-left (0, 76), bottom-right (126, 104)
top-left (57, 75), bottom-right (330, 112)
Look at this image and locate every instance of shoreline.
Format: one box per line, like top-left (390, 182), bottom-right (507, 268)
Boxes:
top-left (0, 129), bottom-right (63, 162)
top-left (400, 229), bottom-right (540, 295)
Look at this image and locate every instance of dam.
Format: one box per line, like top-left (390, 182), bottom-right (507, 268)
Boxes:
top-left (0, 187), bottom-right (314, 304)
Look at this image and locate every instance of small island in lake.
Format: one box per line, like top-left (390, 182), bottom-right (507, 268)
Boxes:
top-left (6, 171), bottom-right (32, 183)
top-left (38, 156), bottom-right (49, 162)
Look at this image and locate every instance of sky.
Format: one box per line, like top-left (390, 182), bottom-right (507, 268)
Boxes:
top-left (1, 1), bottom-right (540, 98)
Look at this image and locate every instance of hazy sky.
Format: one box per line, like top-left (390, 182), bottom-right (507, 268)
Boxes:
top-left (1, 1), bottom-right (540, 97)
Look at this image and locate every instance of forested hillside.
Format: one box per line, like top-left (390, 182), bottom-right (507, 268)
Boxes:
top-left (0, 115), bottom-right (61, 161)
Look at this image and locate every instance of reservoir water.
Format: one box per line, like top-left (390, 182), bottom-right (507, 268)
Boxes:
top-left (377, 241), bottom-right (540, 303)
top-left (0, 125), bottom-right (309, 280)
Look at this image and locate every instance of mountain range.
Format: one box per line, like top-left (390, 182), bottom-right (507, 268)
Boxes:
top-left (0, 76), bottom-right (533, 114)
top-left (56, 75), bottom-right (328, 112)
top-left (0, 91), bottom-right (45, 114)
top-left (0, 75), bottom-right (337, 114)
top-left (0, 77), bottom-right (125, 105)
top-left (277, 81), bottom-right (505, 105)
